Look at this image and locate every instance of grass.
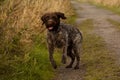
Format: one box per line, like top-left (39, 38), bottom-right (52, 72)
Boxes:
top-left (93, 3), bottom-right (120, 15)
top-left (0, 34), bottom-right (61, 80)
top-left (107, 19), bottom-right (120, 30)
top-left (1, 0), bottom-right (120, 79)
top-left (77, 0), bottom-right (120, 15)
top-left (79, 19), bottom-right (120, 80)
top-left (0, 0), bottom-right (74, 80)
top-left (66, 15), bottom-right (77, 25)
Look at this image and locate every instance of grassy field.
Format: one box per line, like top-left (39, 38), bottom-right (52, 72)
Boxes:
top-left (78, 0), bottom-right (120, 15)
top-left (78, 0), bottom-right (120, 7)
top-left (79, 19), bottom-right (120, 80)
top-left (0, 0), bottom-right (74, 80)
top-left (79, 0), bottom-right (120, 14)
top-left (92, 0), bottom-right (120, 15)
top-left (107, 19), bottom-right (120, 30)
top-left (91, 3), bottom-right (120, 15)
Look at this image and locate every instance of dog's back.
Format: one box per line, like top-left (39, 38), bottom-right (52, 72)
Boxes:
top-left (47, 23), bottom-right (82, 48)
top-left (60, 23), bottom-right (82, 44)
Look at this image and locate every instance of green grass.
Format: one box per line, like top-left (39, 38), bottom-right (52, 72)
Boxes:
top-left (0, 0), bottom-right (75, 80)
top-left (77, 0), bottom-right (120, 15)
top-left (66, 15), bottom-right (77, 24)
top-left (89, 2), bottom-right (120, 15)
top-left (0, 34), bottom-right (61, 80)
top-left (107, 19), bottom-right (120, 30)
top-left (79, 19), bottom-right (120, 80)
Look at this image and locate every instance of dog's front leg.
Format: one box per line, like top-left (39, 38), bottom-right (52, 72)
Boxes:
top-left (48, 44), bottom-right (57, 69)
top-left (47, 40), bottom-right (57, 69)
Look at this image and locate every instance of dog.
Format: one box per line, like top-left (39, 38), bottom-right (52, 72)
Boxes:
top-left (41, 12), bottom-right (82, 69)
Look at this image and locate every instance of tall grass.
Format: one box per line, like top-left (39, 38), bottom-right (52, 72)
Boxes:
top-left (90, 0), bottom-right (120, 7)
top-left (78, 0), bottom-right (120, 14)
top-left (0, 0), bottom-right (74, 54)
top-left (0, 0), bottom-right (74, 80)
top-left (79, 0), bottom-right (120, 7)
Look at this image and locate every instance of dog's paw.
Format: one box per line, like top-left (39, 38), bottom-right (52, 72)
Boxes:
top-left (66, 65), bottom-right (72, 68)
top-left (74, 66), bottom-right (79, 69)
top-left (53, 65), bottom-right (57, 69)
top-left (61, 56), bottom-right (66, 64)
top-left (61, 59), bottom-right (66, 64)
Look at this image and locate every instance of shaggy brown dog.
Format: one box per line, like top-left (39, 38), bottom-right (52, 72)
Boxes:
top-left (41, 12), bottom-right (82, 69)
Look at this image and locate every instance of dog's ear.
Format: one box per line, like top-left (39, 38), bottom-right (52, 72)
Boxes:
top-left (41, 14), bottom-right (46, 25)
top-left (55, 12), bottom-right (67, 19)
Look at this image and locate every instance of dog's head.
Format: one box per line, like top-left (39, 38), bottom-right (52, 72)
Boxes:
top-left (41, 12), bottom-right (66, 31)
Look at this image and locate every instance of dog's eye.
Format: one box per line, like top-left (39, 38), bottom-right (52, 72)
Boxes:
top-left (45, 16), bottom-right (49, 20)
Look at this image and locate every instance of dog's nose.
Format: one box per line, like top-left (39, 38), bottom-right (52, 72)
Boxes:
top-left (48, 19), bottom-right (54, 24)
top-left (48, 19), bottom-right (53, 22)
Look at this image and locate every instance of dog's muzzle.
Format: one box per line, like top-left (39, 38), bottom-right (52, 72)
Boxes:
top-left (47, 19), bottom-right (56, 30)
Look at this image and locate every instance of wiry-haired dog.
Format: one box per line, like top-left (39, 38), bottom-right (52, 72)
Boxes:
top-left (41, 12), bottom-right (82, 69)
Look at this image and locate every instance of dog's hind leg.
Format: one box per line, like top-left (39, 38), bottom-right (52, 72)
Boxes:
top-left (66, 46), bottom-right (75, 68)
top-left (66, 52), bottom-right (75, 68)
top-left (73, 43), bottom-right (81, 69)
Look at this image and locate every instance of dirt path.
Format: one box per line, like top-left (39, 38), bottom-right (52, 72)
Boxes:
top-left (71, 0), bottom-right (120, 64)
top-left (55, 0), bottom-right (120, 80)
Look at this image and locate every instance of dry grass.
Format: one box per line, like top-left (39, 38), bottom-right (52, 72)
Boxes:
top-left (0, 0), bottom-right (74, 54)
top-left (92, 0), bottom-right (120, 7)
top-left (78, 0), bottom-right (120, 7)
top-left (0, 0), bottom-right (74, 79)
